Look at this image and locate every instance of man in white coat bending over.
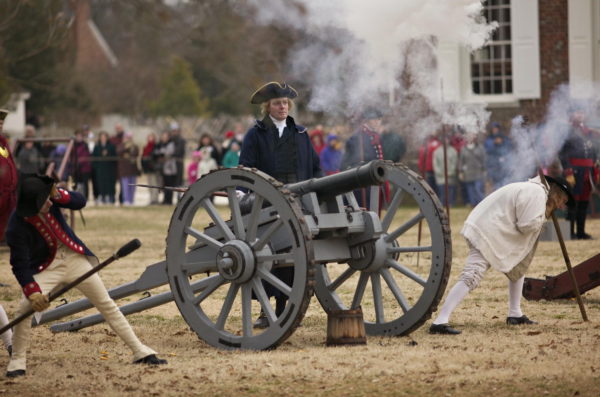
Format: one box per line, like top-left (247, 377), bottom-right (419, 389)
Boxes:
top-left (430, 175), bottom-right (573, 334)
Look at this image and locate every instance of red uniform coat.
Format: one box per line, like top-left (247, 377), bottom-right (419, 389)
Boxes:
top-left (0, 134), bottom-right (18, 241)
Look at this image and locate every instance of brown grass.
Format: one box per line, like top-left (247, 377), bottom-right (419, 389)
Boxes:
top-left (0, 205), bottom-right (599, 396)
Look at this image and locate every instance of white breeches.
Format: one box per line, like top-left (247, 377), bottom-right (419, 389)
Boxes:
top-left (7, 244), bottom-right (155, 372)
top-left (458, 246), bottom-right (491, 291)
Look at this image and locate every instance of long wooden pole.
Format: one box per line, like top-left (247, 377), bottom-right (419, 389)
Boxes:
top-left (537, 169), bottom-right (588, 321)
top-left (522, 117), bottom-right (588, 321)
top-left (0, 239), bottom-right (142, 336)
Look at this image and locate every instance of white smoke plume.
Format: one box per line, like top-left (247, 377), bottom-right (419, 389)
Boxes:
top-left (501, 83), bottom-right (600, 185)
top-left (239, 0), bottom-right (496, 136)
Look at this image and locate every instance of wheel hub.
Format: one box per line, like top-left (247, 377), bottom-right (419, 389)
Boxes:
top-left (216, 240), bottom-right (255, 283)
top-left (348, 236), bottom-right (389, 273)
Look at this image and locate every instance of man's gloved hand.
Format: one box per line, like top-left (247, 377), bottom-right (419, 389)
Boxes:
top-left (566, 174), bottom-right (576, 187)
top-left (28, 292), bottom-right (49, 312)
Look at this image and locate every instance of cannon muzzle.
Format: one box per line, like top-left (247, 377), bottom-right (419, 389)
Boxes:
top-left (286, 160), bottom-right (387, 198)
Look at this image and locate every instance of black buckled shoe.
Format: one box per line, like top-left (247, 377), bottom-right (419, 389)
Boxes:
top-left (253, 311), bottom-right (269, 329)
top-left (6, 369), bottom-right (26, 378)
top-left (134, 354), bottom-right (167, 365)
top-left (506, 315), bottom-right (537, 325)
top-left (429, 323), bottom-right (462, 335)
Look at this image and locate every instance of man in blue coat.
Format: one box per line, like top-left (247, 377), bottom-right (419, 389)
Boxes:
top-left (5, 175), bottom-right (166, 377)
top-left (239, 81), bottom-right (321, 328)
top-left (239, 82), bottom-right (321, 183)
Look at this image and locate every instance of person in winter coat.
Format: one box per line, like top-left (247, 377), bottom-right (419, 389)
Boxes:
top-left (239, 82), bottom-right (321, 184)
top-left (429, 175), bottom-right (574, 335)
top-left (73, 129), bottom-right (92, 200)
top-left (187, 150), bottom-right (202, 186)
top-left (92, 131), bottom-right (117, 204)
top-left (141, 133), bottom-right (160, 205)
top-left (198, 146), bottom-right (218, 178)
top-left (197, 133), bottom-right (221, 165)
top-left (221, 141), bottom-right (241, 168)
top-left (432, 141), bottom-right (458, 207)
top-left (239, 81), bottom-right (322, 329)
top-left (484, 122), bottom-right (513, 190)
top-left (309, 126), bottom-right (326, 155)
top-left (117, 132), bottom-right (140, 206)
top-left (458, 135), bottom-right (486, 206)
top-left (340, 109), bottom-right (386, 207)
top-left (418, 133), bottom-right (442, 194)
top-left (16, 140), bottom-right (42, 176)
top-left (156, 131), bottom-right (177, 205)
top-left (319, 134), bottom-right (342, 175)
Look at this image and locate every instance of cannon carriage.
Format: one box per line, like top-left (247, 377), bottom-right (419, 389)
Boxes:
top-left (35, 161), bottom-right (452, 350)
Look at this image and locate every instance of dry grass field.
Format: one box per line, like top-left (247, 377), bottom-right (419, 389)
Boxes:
top-left (0, 201), bottom-right (599, 396)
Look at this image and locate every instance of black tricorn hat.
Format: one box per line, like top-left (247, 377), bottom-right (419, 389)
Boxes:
top-left (250, 82), bottom-right (298, 104)
top-left (545, 175), bottom-right (575, 208)
top-left (16, 175), bottom-right (55, 217)
top-left (359, 107), bottom-right (384, 121)
top-left (0, 109), bottom-right (8, 121)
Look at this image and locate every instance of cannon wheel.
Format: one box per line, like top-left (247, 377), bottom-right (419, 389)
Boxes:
top-left (165, 168), bottom-right (314, 350)
top-left (314, 162), bottom-right (451, 336)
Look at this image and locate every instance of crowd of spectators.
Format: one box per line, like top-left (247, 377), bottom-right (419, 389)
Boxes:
top-left (7, 114), bottom-right (596, 212)
top-left (418, 122), bottom-right (519, 208)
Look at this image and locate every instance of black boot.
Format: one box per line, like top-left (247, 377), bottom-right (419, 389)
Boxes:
top-left (253, 310), bottom-right (269, 329)
top-left (6, 369), bottom-right (26, 378)
top-left (134, 354), bottom-right (168, 365)
top-left (576, 201), bottom-right (591, 239)
top-left (568, 206), bottom-right (576, 238)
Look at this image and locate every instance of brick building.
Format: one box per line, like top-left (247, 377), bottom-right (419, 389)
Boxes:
top-left (71, 0), bottom-right (118, 73)
top-left (437, 0), bottom-right (599, 127)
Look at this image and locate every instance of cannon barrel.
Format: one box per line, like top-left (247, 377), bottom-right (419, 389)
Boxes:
top-left (285, 160), bottom-right (387, 198)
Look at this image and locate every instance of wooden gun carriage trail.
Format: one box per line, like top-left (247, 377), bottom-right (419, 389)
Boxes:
top-left (34, 160), bottom-right (452, 350)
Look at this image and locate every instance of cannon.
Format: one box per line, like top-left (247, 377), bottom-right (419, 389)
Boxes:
top-left (34, 161), bottom-right (452, 350)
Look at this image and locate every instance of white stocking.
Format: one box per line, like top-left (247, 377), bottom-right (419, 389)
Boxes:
top-left (508, 276), bottom-right (525, 318)
top-left (0, 304), bottom-right (12, 349)
top-left (433, 280), bottom-right (470, 325)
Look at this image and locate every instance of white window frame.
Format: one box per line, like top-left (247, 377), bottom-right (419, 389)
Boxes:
top-left (569, 0), bottom-right (600, 98)
top-left (437, 0), bottom-right (541, 105)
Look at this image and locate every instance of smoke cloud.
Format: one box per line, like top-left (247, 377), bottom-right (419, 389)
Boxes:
top-left (239, 0), bottom-right (497, 136)
top-left (502, 83), bottom-right (600, 185)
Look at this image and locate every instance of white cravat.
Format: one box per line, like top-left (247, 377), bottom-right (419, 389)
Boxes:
top-left (269, 115), bottom-right (287, 138)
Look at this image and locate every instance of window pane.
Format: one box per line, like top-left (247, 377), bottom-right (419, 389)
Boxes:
top-left (492, 28), bottom-right (500, 41)
top-left (470, 0), bottom-right (512, 95)
top-left (491, 8), bottom-right (500, 23)
top-left (502, 25), bottom-right (511, 41)
top-left (483, 80), bottom-right (491, 94)
top-left (493, 80), bottom-right (503, 93)
top-left (493, 45), bottom-right (502, 60)
top-left (502, 7), bottom-right (511, 23)
top-left (493, 63), bottom-right (503, 76)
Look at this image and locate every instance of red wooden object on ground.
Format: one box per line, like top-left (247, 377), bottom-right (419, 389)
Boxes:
top-left (523, 253), bottom-right (600, 300)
